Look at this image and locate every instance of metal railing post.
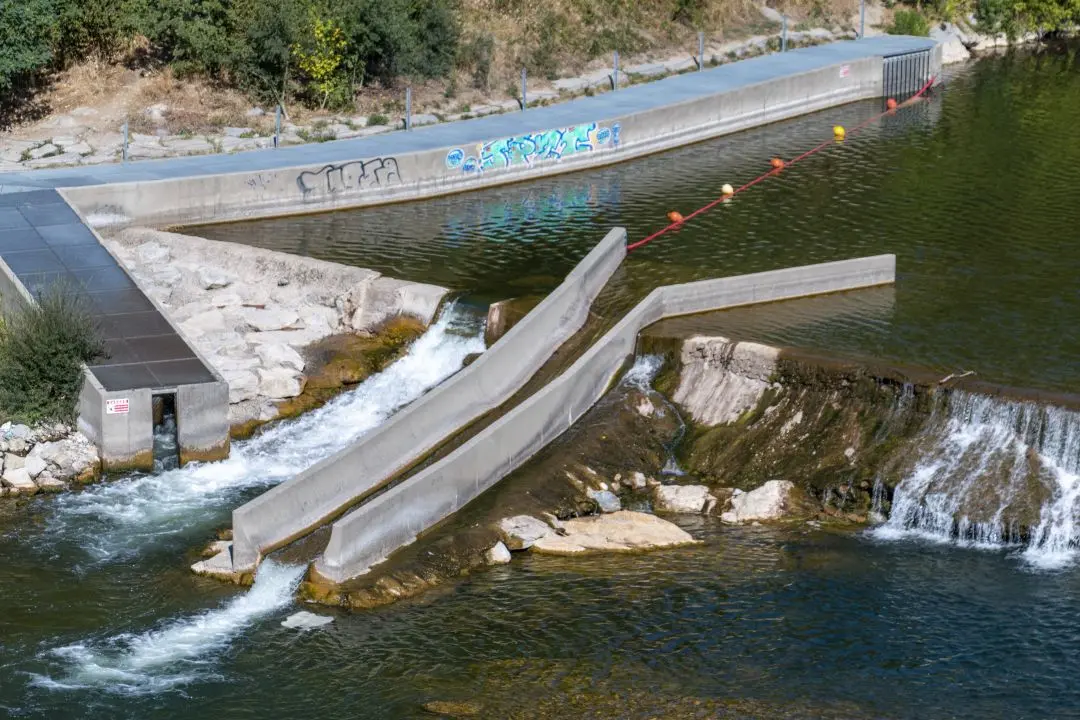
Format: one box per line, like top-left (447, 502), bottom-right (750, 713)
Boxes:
top-left (698, 31), bottom-right (705, 70)
top-left (122, 119), bottom-right (129, 163)
top-left (405, 87), bottom-right (412, 131)
top-left (782, 15), bottom-right (788, 52)
top-left (274, 105), bottom-right (281, 148)
top-left (521, 67), bottom-right (527, 111)
top-left (860, 0), bottom-right (866, 37)
top-left (613, 51), bottom-right (620, 90)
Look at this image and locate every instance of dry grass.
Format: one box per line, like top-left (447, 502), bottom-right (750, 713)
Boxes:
top-left (456, 0), bottom-right (766, 92)
top-left (128, 69), bottom-right (261, 135)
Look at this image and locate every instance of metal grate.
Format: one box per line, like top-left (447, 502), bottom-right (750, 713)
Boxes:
top-left (882, 50), bottom-right (931, 105)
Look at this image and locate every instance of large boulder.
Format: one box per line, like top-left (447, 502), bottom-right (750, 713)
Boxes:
top-left (531, 511), bottom-right (699, 555)
top-left (652, 484), bottom-right (716, 514)
top-left (721, 480), bottom-right (802, 523)
top-left (257, 367), bottom-right (305, 399)
top-left (497, 515), bottom-right (553, 550)
top-left (2, 467), bottom-right (36, 494)
top-left (256, 343), bottom-right (306, 373)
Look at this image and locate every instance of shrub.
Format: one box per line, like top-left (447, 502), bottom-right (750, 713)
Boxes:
top-left (888, 8), bottom-right (932, 36)
top-left (0, 0), bottom-right (55, 93)
top-left (0, 287), bottom-right (105, 424)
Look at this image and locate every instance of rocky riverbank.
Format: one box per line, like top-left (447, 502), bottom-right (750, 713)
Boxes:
top-left (105, 228), bottom-right (447, 433)
top-left (0, 422), bottom-right (100, 497)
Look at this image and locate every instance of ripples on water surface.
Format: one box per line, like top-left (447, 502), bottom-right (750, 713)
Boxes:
top-left (2, 48), bottom-right (1080, 719)
top-left (197, 49), bottom-right (1080, 393)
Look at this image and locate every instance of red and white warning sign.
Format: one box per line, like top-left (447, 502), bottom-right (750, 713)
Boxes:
top-left (839, 65), bottom-right (850, 78)
top-left (106, 398), bottom-right (130, 415)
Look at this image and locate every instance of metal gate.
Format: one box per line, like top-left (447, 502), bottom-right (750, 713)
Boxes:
top-left (883, 50), bottom-right (931, 104)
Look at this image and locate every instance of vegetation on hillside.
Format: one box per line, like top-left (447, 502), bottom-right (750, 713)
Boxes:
top-left (0, 0), bottom-right (1076, 119)
top-left (0, 289), bottom-right (105, 425)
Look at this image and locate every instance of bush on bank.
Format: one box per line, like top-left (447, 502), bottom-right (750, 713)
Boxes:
top-left (0, 289), bottom-right (105, 425)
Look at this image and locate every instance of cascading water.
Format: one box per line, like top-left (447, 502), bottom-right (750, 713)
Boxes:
top-left (622, 354), bottom-right (687, 476)
top-left (32, 559), bottom-right (306, 694)
top-left (873, 391), bottom-right (1080, 569)
top-left (46, 305), bottom-right (487, 561)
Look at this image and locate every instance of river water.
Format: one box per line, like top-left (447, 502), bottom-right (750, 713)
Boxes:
top-left (3, 47), bottom-right (1080, 718)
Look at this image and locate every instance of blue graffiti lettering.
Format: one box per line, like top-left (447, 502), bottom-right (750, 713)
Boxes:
top-left (445, 120), bottom-right (620, 178)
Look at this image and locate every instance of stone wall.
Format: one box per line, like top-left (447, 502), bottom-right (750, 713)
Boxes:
top-left (106, 228), bottom-right (447, 427)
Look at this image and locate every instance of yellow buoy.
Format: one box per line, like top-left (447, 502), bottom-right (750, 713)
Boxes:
top-left (833, 125), bottom-right (846, 140)
top-left (721, 183), bottom-right (734, 196)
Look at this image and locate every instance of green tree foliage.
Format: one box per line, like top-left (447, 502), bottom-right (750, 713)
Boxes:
top-left (0, 288), bottom-right (105, 425)
top-left (889, 8), bottom-right (933, 35)
top-left (0, 0), bottom-right (56, 93)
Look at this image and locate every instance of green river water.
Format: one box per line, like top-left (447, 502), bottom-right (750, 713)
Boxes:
top-left (2, 46), bottom-right (1080, 719)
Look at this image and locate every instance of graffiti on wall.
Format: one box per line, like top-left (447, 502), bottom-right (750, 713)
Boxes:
top-left (445, 122), bottom-right (621, 176)
top-left (296, 157), bottom-right (402, 198)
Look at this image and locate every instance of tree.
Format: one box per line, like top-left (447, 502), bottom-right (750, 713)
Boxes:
top-left (0, 0), bottom-right (55, 92)
top-left (292, 9), bottom-right (348, 109)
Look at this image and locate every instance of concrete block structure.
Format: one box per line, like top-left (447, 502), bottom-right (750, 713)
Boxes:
top-left (0, 189), bottom-right (228, 471)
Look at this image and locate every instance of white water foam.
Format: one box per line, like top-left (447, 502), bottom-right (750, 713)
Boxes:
top-left (48, 306), bottom-right (486, 560)
top-left (872, 392), bottom-right (1080, 569)
top-left (33, 559), bottom-right (304, 694)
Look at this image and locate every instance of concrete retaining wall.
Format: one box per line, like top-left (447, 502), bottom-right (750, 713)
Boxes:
top-left (62, 57), bottom-right (884, 228)
top-left (228, 227), bottom-right (628, 571)
top-left (314, 252), bottom-right (896, 583)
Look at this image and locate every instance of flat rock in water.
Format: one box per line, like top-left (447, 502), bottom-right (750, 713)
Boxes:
top-left (652, 484), bottom-right (716, 514)
top-left (531, 511), bottom-right (698, 556)
top-left (281, 610), bottom-right (334, 629)
top-left (497, 515), bottom-right (553, 550)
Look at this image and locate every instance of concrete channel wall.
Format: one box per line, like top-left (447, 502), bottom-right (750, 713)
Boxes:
top-left (228, 228), bottom-right (627, 572)
top-left (61, 55), bottom-right (888, 228)
top-left (313, 253), bottom-right (896, 583)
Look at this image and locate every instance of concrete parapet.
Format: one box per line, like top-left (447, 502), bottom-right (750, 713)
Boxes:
top-left (228, 227), bottom-right (628, 572)
top-left (313, 252), bottom-right (896, 583)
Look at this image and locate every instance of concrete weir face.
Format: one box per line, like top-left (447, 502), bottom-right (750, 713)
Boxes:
top-left (314, 252), bottom-right (897, 584)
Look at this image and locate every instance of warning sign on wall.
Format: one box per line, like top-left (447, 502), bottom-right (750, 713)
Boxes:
top-left (839, 65), bottom-right (850, 78)
top-left (106, 398), bottom-right (130, 415)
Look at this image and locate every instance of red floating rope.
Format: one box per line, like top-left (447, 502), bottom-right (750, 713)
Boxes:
top-left (626, 76), bottom-right (936, 253)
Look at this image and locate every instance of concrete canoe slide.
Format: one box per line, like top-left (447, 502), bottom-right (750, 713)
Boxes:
top-left (313, 251), bottom-right (896, 583)
top-left (228, 227), bottom-right (627, 572)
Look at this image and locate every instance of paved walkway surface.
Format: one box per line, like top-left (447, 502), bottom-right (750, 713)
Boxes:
top-left (0, 36), bottom-right (935, 192)
top-left (0, 190), bottom-right (215, 391)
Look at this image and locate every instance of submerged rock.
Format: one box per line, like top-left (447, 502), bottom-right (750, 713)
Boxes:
top-left (422, 700), bottom-right (482, 717)
top-left (497, 515), bottom-right (553, 550)
top-left (281, 610), bottom-right (334, 629)
top-left (652, 484), bottom-right (716, 514)
top-left (531, 511), bottom-right (698, 555)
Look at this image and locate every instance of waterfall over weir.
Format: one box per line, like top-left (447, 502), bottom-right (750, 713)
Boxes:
top-left (873, 391), bottom-right (1080, 569)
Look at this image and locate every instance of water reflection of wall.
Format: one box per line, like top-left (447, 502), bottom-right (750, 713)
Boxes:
top-left (440, 178), bottom-right (623, 247)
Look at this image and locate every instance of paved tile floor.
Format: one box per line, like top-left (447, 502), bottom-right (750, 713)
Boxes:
top-left (0, 190), bottom-right (215, 391)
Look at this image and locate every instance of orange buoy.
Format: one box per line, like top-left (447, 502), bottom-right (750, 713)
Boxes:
top-left (886, 98), bottom-right (898, 110)
top-left (667, 210), bottom-right (684, 223)
top-left (770, 157), bottom-right (785, 170)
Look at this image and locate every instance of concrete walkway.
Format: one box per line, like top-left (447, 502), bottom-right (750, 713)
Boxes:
top-left (0, 190), bottom-right (214, 390)
top-left (0, 36), bottom-right (935, 193)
